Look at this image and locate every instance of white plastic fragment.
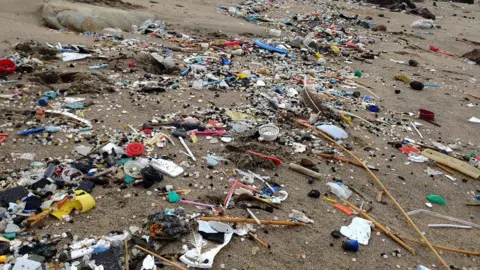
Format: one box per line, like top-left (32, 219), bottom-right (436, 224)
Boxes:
top-left (289, 209), bottom-right (314, 223)
top-left (317, 125), bottom-right (348, 140)
top-left (12, 256), bottom-right (42, 270)
top-left (340, 217), bottom-right (373, 245)
top-left (181, 221), bottom-right (234, 268)
top-left (468, 117), bottom-right (480, 124)
top-left (140, 255), bottom-right (157, 270)
top-left (326, 182), bottom-right (352, 200)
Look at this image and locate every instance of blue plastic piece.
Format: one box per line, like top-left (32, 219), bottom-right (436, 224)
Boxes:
top-left (181, 66), bottom-right (191, 76)
top-left (38, 97), bottom-right (50, 106)
top-left (65, 102), bottom-right (84, 110)
top-left (19, 127), bottom-right (45, 135)
top-left (254, 40), bottom-right (287, 54)
top-left (368, 105), bottom-right (380, 112)
top-left (221, 59), bottom-right (232, 65)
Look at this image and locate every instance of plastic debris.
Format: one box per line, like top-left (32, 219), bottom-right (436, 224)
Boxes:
top-left (340, 217), bottom-right (373, 245)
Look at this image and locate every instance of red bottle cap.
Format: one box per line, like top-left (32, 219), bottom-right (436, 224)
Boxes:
top-left (126, 143), bottom-right (145, 157)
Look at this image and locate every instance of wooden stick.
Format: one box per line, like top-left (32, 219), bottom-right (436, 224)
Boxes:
top-left (468, 93), bottom-right (480, 99)
top-left (434, 162), bottom-right (455, 174)
top-left (400, 236), bottom-right (480, 256)
top-left (422, 149), bottom-right (480, 179)
top-left (124, 240), bottom-right (129, 270)
top-left (288, 163), bottom-right (322, 179)
top-left (134, 245), bottom-right (186, 270)
top-left (199, 217), bottom-right (304, 226)
top-left (248, 232), bottom-right (269, 248)
top-left (344, 200), bottom-right (415, 254)
top-left (296, 120), bottom-right (449, 269)
top-left (316, 153), bottom-right (363, 167)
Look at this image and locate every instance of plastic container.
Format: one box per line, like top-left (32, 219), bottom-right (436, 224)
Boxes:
top-left (259, 124), bottom-right (279, 141)
top-left (123, 161), bottom-right (145, 178)
top-left (419, 109), bottom-right (435, 121)
top-left (0, 59), bottom-right (16, 74)
top-left (417, 266), bottom-right (431, 270)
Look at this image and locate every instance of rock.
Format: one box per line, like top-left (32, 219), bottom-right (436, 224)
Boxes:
top-left (308, 189), bottom-right (320, 198)
top-left (300, 158), bottom-right (315, 168)
top-left (42, 0), bottom-right (159, 32)
top-left (462, 49), bottom-right (480, 64)
top-left (412, 7), bottom-right (436, 20)
top-left (408, 59), bottom-right (419, 67)
top-left (410, 81), bottom-right (424, 91)
top-left (372, 25), bottom-right (387, 31)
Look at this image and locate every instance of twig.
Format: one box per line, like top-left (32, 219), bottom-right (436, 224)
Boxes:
top-left (134, 245), bottom-right (186, 270)
top-left (248, 232), bottom-right (269, 248)
top-left (434, 162), bottom-right (455, 174)
top-left (297, 119), bottom-right (449, 269)
top-left (400, 236), bottom-right (480, 256)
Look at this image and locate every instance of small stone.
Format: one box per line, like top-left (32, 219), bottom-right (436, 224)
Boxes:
top-left (331, 230), bottom-right (342, 238)
top-left (408, 59), bottom-right (419, 67)
top-left (394, 89), bottom-right (401, 94)
top-left (308, 189), bottom-right (321, 198)
top-left (299, 158), bottom-right (315, 168)
top-left (410, 81), bottom-right (424, 91)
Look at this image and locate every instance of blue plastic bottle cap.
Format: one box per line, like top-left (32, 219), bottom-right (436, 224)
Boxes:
top-left (38, 97), bottom-right (49, 106)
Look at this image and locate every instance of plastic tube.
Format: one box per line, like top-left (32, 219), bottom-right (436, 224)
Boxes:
top-left (408, 209), bottom-right (480, 229)
top-left (428, 224), bottom-right (472, 229)
top-left (254, 40), bottom-right (287, 54)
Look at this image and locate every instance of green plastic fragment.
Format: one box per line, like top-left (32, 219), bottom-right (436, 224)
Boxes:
top-left (3, 232), bottom-right (16, 239)
top-left (168, 191), bottom-right (180, 203)
top-left (124, 175), bottom-right (135, 184)
top-left (427, 194), bottom-right (446, 205)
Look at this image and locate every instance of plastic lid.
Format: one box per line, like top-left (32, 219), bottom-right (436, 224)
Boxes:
top-left (0, 59), bottom-right (16, 74)
top-left (123, 161), bottom-right (144, 178)
top-left (126, 143), bottom-right (145, 157)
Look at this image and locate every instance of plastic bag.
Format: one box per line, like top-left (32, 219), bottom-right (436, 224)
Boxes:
top-left (410, 19), bottom-right (434, 29)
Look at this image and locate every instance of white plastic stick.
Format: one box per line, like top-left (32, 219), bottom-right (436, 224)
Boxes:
top-left (428, 224), bottom-right (472, 229)
top-left (408, 209), bottom-right (480, 229)
top-left (246, 208), bottom-right (261, 225)
top-left (411, 122), bottom-right (423, 139)
top-left (179, 137), bottom-right (196, 161)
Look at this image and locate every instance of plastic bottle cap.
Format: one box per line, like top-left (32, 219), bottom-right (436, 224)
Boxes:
top-left (126, 143), bottom-right (145, 157)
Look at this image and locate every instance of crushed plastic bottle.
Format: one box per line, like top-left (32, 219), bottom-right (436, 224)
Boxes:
top-left (326, 182), bottom-right (352, 199)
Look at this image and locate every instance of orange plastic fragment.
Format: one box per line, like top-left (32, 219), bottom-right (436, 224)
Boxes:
top-left (334, 204), bottom-right (354, 215)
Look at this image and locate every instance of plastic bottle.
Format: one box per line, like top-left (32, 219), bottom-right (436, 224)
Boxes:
top-left (45, 126), bottom-right (61, 133)
top-left (417, 266), bottom-right (431, 270)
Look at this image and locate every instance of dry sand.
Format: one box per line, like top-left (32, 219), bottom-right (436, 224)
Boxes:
top-left (1, 0), bottom-right (480, 269)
